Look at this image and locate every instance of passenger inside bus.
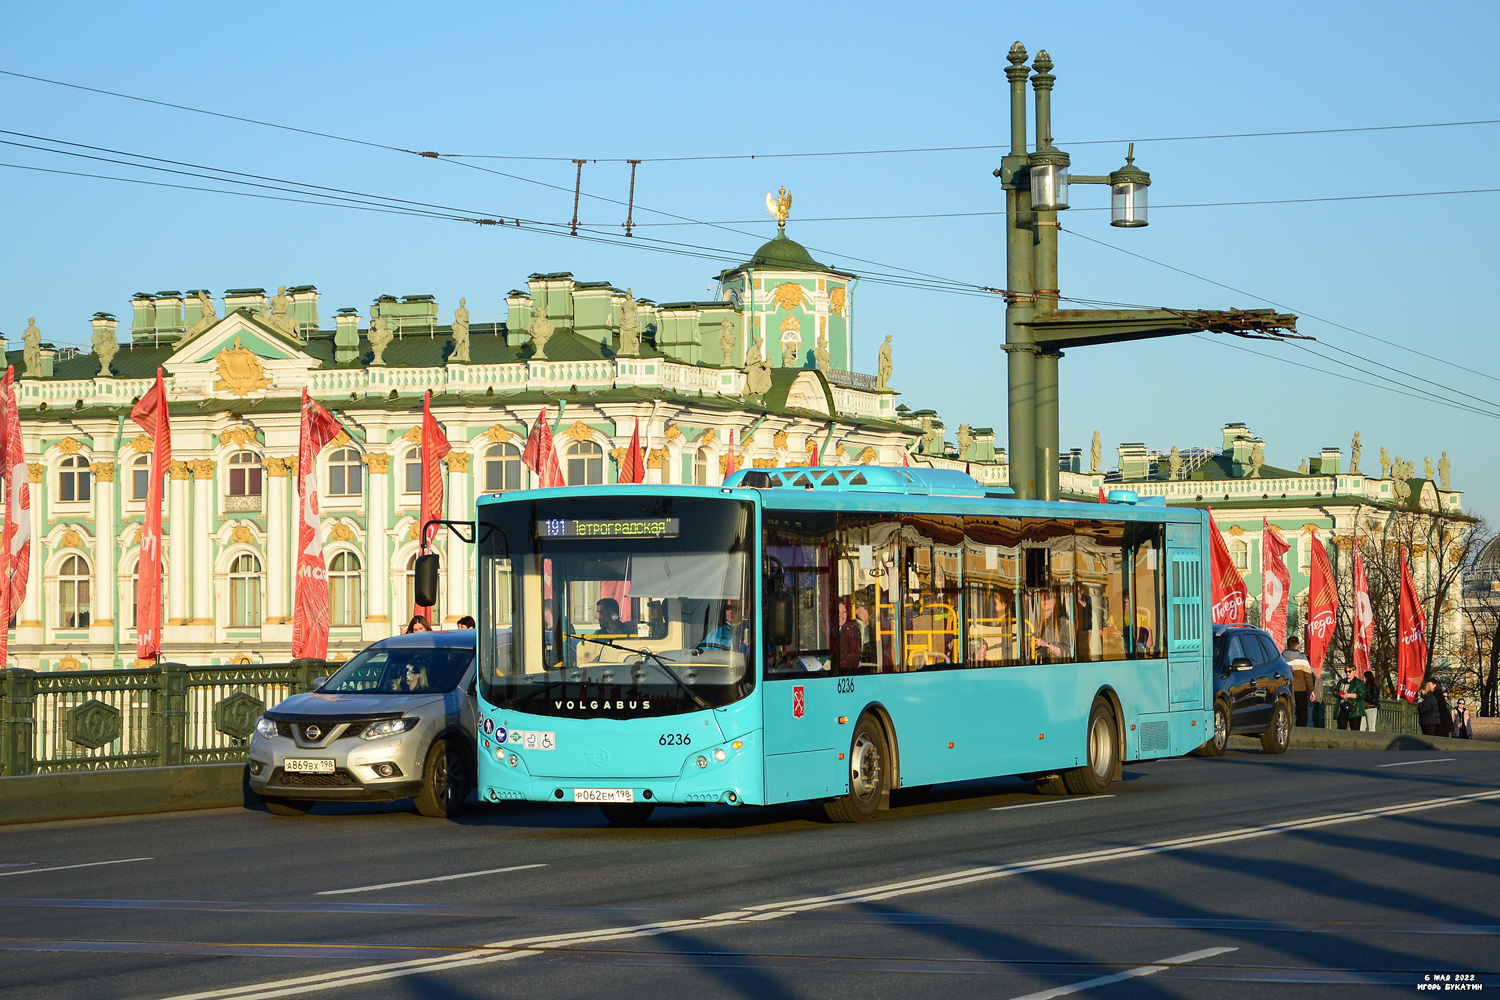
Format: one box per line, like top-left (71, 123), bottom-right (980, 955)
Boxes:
top-left (1028, 588), bottom-right (1075, 663)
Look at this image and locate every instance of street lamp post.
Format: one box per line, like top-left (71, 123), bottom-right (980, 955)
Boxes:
top-left (997, 42), bottom-right (1298, 501)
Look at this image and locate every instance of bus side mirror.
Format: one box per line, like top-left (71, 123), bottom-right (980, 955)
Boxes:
top-left (413, 553), bottom-right (441, 609)
top-left (765, 594), bottom-right (794, 647)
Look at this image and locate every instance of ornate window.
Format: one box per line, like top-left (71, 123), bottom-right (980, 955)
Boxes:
top-left (328, 448), bottom-right (364, 497)
top-left (694, 447), bottom-right (710, 486)
top-left (227, 451), bottom-right (263, 497)
top-left (403, 450), bottom-right (422, 495)
top-left (483, 443), bottom-right (523, 493)
top-left (330, 551), bottom-right (362, 627)
top-left (58, 554), bottom-right (91, 629)
top-left (131, 454), bottom-right (152, 501)
top-left (228, 553), bottom-right (262, 628)
top-left (58, 455), bottom-right (91, 503)
top-left (566, 440), bottom-right (604, 486)
top-left (1230, 539), bottom-right (1249, 571)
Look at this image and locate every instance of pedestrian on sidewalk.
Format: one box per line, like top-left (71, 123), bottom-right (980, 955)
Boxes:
top-left (1435, 683), bottom-right (1455, 738)
top-left (1362, 670), bottom-right (1380, 732)
top-left (1284, 636), bottom-right (1314, 726)
top-left (1336, 665), bottom-right (1366, 731)
top-left (1452, 698), bottom-right (1474, 740)
top-left (1417, 680), bottom-right (1443, 736)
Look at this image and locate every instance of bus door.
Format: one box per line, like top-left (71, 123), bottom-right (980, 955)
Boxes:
top-left (1166, 522), bottom-right (1206, 708)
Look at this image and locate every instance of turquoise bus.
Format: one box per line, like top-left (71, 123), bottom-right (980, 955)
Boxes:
top-left (460, 467), bottom-right (1212, 824)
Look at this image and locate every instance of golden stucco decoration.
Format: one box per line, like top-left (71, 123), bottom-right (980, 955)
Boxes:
top-left (130, 435), bottom-right (153, 453)
top-left (779, 315), bottom-right (801, 334)
top-left (771, 282), bottom-right (804, 312)
top-left (765, 187), bottom-right (792, 227)
top-left (402, 427), bottom-right (422, 444)
top-left (646, 447), bottom-right (667, 470)
top-left (772, 430), bottom-right (789, 451)
top-left (484, 424), bottom-right (515, 444)
top-left (663, 424), bottom-right (683, 442)
top-left (230, 525), bottom-right (256, 545)
top-left (443, 453), bottom-right (470, 473)
top-left (858, 447), bottom-right (878, 465)
top-left (698, 428), bottom-right (716, 447)
top-left (219, 426), bottom-right (259, 448)
top-left (829, 287), bottom-right (847, 317)
top-left (60, 528), bottom-right (84, 549)
top-left (213, 337), bottom-right (272, 397)
top-left (58, 437), bottom-right (81, 455)
top-left (92, 462), bottom-right (115, 483)
top-left (59, 654), bottom-right (82, 671)
top-left (330, 430), bottom-right (352, 449)
top-left (565, 421), bottom-right (595, 443)
top-left (361, 453), bottom-right (390, 474)
top-left (329, 523), bottom-right (356, 542)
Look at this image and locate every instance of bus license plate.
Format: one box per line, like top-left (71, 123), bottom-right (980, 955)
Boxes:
top-left (574, 788), bottom-right (633, 804)
top-left (284, 758), bottom-right (335, 774)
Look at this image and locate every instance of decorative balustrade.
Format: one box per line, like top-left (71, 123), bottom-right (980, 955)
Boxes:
top-left (0, 662), bottom-right (326, 776)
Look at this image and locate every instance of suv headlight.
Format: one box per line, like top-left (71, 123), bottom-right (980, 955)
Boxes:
top-left (360, 718), bottom-right (418, 741)
top-left (255, 716), bottom-right (277, 739)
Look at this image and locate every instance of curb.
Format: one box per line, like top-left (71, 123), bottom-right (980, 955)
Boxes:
top-left (1230, 730), bottom-right (1500, 753)
top-left (0, 764), bottom-right (250, 826)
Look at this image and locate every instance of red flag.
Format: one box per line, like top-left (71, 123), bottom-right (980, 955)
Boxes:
top-left (618, 418), bottom-right (645, 484)
top-left (1396, 546), bottom-right (1427, 702)
top-left (1207, 511), bottom-right (1247, 625)
top-left (901, 450), bottom-right (910, 468)
top-left (811, 441), bottom-right (821, 468)
top-left (129, 368), bottom-right (170, 661)
top-left (1260, 519), bottom-right (1290, 647)
top-left (416, 390), bottom-right (452, 621)
top-left (0, 367), bottom-right (33, 667)
top-left (292, 389), bottom-right (345, 660)
top-left (1306, 535), bottom-right (1338, 673)
top-left (1098, 485), bottom-right (1107, 504)
top-left (723, 430), bottom-right (737, 479)
top-left (522, 408), bottom-right (564, 488)
top-left (1351, 546), bottom-right (1375, 675)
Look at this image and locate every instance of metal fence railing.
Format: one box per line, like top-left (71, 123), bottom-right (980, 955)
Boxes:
top-left (0, 662), bottom-right (328, 776)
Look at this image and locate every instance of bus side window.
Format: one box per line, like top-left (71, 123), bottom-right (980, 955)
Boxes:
top-left (835, 513), bottom-right (898, 675)
top-left (962, 515), bottom-right (1023, 667)
top-left (1022, 519), bottom-right (1076, 664)
top-left (900, 514), bottom-right (963, 671)
top-left (763, 512), bottom-right (836, 676)
top-left (1076, 521), bottom-right (1125, 662)
top-left (1127, 524), bottom-right (1165, 659)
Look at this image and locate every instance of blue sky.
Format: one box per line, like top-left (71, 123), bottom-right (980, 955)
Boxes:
top-left (3, 1), bottom-right (1498, 522)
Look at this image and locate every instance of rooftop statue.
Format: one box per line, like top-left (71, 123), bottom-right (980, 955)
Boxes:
top-left (618, 290), bottom-right (640, 357)
top-left (1439, 452), bottom-right (1451, 492)
top-left (1425, 456), bottom-right (1435, 482)
top-left (266, 286), bottom-right (299, 340)
top-left (1090, 430), bottom-right (1101, 474)
top-left (368, 315), bottom-right (392, 366)
top-left (1349, 431), bottom-right (1361, 475)
top-left (1169, 446), bottom-right (1183, 480)
top-left (183, 290), bottom-right (218, 340)
top-left (744, 334), bottom-right (771, 395)
top-left (22, 317), bottom-right (41, 377)
top-left (718, 318), bottom-right (735, 365)
top-left (876, 335), bottom-right (892, 390)
top-left (1298, 458), bottom-right (1309, 476)
top-left (529, 289), bottom-right (554, 360)
top-left (1248, 441), bottom-right (1264, 478)
top-left (919, 416), bottom-right (942, 456)
top-left (815, 328), bottom-right (830, 373)
top-left (957, 424), bottom-right (973, 459)
top-left (766, 187), bottom-right (792, 228)
top-left (451, 297), bottom-right (470, 363)
top-left (1380, 446), bottom-right (1390, 479)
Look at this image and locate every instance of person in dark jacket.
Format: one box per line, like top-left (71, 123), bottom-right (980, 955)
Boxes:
top-left (1417, 680), bottom-right (1444, 735)
top-left (1336, 665), bottom-right (1366, 731)
top-left (1452, 698), bottom-right (1474, 739)
top-left (1362, 670), bottom-right (1380, 732)
top-left (1435, 683), bottom-right (1455, 738)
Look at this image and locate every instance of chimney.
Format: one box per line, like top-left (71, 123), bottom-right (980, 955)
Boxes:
top-left (1317, 447), bottom-right (1342, 476)
top-left (131, 293), bottom-right (156, 341)
top-left (153, 291), bottom-right (183, 339)
top-left (1118, 443), bottom-right (1150, 480)
top-left (334, 309), bottom-right (360, 364)
top-left (182, 289), bottom-right (211, 329)
top-left (224, 288), bottom-right (268, 315)
top-left (505, 290), bottom-right (532, 347)
top-left (289, 285), bottom-right (320, 331)
top-left (1222, 422), bottom-right (1252, 452)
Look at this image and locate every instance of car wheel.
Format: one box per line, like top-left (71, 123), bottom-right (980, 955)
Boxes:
top-left (1200, 700), bottom-right (1230, 757)
top-left (262, 796), bottom-right (315, 817)
top-left (1260, 699), bottom-right (1292, 755)
top-left (824, 714), bottom-right (890, 822)
top-left (600, 804), bottom-right (656, 826)
top-left (414, 738), bottom-right (468, 818)
top-left (1062, 700), bottom-right (1118, 795)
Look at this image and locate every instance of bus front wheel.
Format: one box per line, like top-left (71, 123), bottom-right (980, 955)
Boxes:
top-left (825, 714), bottom-right (890, 823)
top-left (1062, 700), bottom-right (1118, 796)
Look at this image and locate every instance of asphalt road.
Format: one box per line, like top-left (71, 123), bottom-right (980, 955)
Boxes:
top-left (1, 746), bottom-right (1497, 1000)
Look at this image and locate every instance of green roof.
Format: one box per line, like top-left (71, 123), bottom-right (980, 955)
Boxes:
top-left (720, 228), bottom-right (855, 278)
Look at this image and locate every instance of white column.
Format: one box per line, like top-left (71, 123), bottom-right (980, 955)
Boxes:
top-left (92, 454), bottom-right (116, 652)
top-left (168, 463), bottom-right (190, 628)
top-left (265, 459), bottom-right (290, 627)
top-left (191, 462), bottom-right (213, 634)
top-left (364, 453), bottom-right (390, 640)
top-left (444, 453), bottom-right (469, 623)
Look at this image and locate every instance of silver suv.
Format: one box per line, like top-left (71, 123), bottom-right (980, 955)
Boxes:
top-left (247, 631), bottom-right (477, 817)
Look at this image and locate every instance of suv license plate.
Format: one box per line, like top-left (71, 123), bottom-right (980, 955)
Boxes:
top-left (284, 758), bottom-right (336, 774)
top-left (574, 788), bottom-right (633, 804)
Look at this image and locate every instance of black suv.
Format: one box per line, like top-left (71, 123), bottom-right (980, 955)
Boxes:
top-left (1199, 624), bottom-right (1294, 757)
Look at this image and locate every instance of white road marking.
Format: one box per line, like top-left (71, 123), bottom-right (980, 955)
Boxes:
top-left (1007, 946), bottom-right (1239, 1000)
top-left (316, 864), bottom-right (547, 895)
top-left (0, 858), bottom-right (152, 879)
top-left (992, 795), bottom-right (1114, 812)
top-left (160, 787), bottom-right (1500, 1000)
top-left (1378, 758), bottom-right (1457, 767)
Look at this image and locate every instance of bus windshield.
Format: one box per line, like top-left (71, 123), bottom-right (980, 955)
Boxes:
top-left (476, 495), bottom-right (755, 718)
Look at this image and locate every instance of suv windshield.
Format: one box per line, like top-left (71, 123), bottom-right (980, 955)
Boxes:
top-left (477, 495), bottom-right (755, 717)
top-left (321, 645), bottom-right (475, 695)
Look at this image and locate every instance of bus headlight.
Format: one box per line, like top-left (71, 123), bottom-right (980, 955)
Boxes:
top-left (714, 749), bottom-right (727, 762)
top-left (695, 755), bottom-right (708, 769)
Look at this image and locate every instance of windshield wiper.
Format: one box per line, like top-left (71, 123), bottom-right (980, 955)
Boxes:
top-left (566, 634), bottom-right (713, 711)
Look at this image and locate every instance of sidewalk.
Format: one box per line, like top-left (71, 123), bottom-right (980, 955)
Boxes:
top-left (1231, 729), bottom-right (1500, 752)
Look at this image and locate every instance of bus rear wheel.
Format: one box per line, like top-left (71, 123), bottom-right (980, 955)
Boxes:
top-left (1062, 700), bottom-right (1118, 796)
top-left (601, 803), bottom-right (655, 826)
top-left (824, 714), bottom-right (890, 823)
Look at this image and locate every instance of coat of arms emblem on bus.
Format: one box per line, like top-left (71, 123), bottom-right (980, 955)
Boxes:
top-left (792, 686), bottom-right (805, 719)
